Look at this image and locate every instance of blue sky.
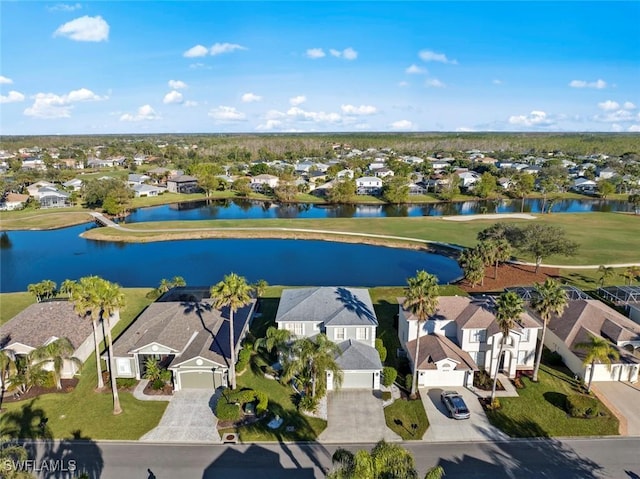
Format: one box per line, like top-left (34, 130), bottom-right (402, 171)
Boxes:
top-left (1, 1), bottom-right (639, 135)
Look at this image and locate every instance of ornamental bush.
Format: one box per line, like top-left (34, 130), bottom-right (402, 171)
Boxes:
top-left (375, 338), bottom-right (388, 363)
top-left (565, 394), bottom-right (600, 418)
top-left (216, 400), bottom-right (242, 422)
top-left (382, 367), bottom-right (397, 387)
top-left (236, 348), bottom-right (252, 372)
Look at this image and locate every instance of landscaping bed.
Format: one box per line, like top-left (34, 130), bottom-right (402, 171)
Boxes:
top-left (1, 378), bottom-right (79, 404)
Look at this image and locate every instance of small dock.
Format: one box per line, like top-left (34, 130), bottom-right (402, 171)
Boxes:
top-left (89, 212), bottom-right (118, 228)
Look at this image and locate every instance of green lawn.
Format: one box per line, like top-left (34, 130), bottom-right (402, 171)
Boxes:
top-left (0, 292), bottom-right (35, 325)
top-left (384, 398), bottom-right (429, 440)
top-left (1, 288), bottom-right (169, 440)
top-left (485, 364), bottom-right (619, 437)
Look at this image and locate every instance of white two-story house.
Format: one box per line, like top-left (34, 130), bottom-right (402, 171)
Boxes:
top-left (276, 287), bottom-right (382, 390)
top-left (250, 174), bottom-right (279, 192)
top-left (398, 296), bottom-right (540, 388)
top-left (355, 176), bottom-right (383, 196)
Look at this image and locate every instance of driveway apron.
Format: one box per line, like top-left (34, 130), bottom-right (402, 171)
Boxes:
top-left (319, 390), bottom-right (402, 443)
top-left (592, 381), bottom-right (640, 436)
top-left (140, 389), bottom-right (221, 443)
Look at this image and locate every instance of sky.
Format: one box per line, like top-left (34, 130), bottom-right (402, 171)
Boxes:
top-left (1, 1), bottom-right (639, 135)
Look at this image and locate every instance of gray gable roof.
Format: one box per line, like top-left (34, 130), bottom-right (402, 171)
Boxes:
top-left (335, 339), bottom-right (382, 370)
top-left (276, 287), bottom-right (378, 327)
top-left (406, 334), bottom-right (478, 371)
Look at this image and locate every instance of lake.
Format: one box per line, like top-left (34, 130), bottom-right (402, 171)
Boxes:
top-left (122, 197), bottom-right (632, 223)
top-left (0, 225), bottom-right (463, 292)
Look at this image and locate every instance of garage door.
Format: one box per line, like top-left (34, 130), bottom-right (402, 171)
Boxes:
top-left (179, 370), bottom-right (222, 389)
top-left (420, 370), bottom-right (466, 387)
top-left (341, 371), bottom-right (373, 389)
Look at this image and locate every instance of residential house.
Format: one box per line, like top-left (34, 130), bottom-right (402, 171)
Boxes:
top-left (275, 287), bottom-right (382, 390)
top-left (167, 175), bottom-right (199, 194)
top-left (109, 287), bottom-right (256, 390)
top-left (532, 299), bottom-right (640, 383)
top-left (27, 181), bottom-right (55, 197)
top-left (572, 178), bottom-right (597, 193)
top-left (368, 160), bottom-right (386, 171)
top-left (250, 174), bottom-right (279, 192)
top-left (0, 193), bottom-right (29, 211)
top-left (356, 176), bottom-right (383, 196)
top-left (408, 182), bottom-right (428, 195)
top-left (127, 173), bottom-right (151, 187)
top-left (0, 301), bottom-right (121, 379)
top-left (57, 158), bottom-right (84, 170)
top-left (37, 187), bottom-right (70, 208)
top-left (336, 169), bottom-right (354, 179)
top-left (398, 296), bottom-right (540, 388)
top-left (597, 167), bottom-right (617, 181)
top-left (63, 179), bottom-right (83, 191)
top-left (375, 168), bottom-right (395, 179)
top-left (458, 171), bottom-right (481, 189)
top-left (132, 184), bottom-right (166, 197)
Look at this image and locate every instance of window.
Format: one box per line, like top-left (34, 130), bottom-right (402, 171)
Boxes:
top-left (356, 328), bottom-right (368, 340)
top-left (470, 329), bottom-right (486, 343)
top-left (517, 350), bottom-right (528, 365)
top-left (521, 329), bottom-right (531, 342)
top-left (117, 358), bottom-right (132, 376)
top-left (335, 328), bottom-right (345, 340)
top-left (287, 323), bottom-right (303, 335)
top-left (471, 351), bottom-right (486, 367)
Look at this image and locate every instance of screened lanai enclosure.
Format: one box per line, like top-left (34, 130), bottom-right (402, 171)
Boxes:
top-left (506, 285), bottom-right (591, 302)
top-left (598, 286), bottom-right (640, 306)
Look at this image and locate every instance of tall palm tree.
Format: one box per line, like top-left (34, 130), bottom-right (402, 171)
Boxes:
top-left (620, 266), bottom-right (640, 286)
top-left (0, 348), bottom-right (17, 408)
top-left (254, 279), bottom-right (269, 298)
top-left (575, 334), bottom-right (620, 393)
top-left (30, 337), bottom-right (82, 390)
top-left (59, 279), bottom-right (76, 298)
top-left (490, 291), bottom-right (524, 404)
top-left (530, 278), bottom-right (568, 382)
top-left (488, 238), bottom-right (512, 280)
top-left (254, 326), bottom-right (292, 356)
top-left (210, 272), bottom-right (252, 390)
top-left (404, 270), bottom-right (440, 397)
top-left (597, 265), bottom-right (615, 287)
top-left (459, 248), bottom-right (485, 287)
top-left (99, 280), bottom-right (125, 414)
top-left (281, 334), bottom-right (343, 399)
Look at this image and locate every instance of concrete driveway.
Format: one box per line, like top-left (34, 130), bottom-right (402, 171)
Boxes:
top-left (319, 390), bottom-right (402, 443)
top-left (140, 389), bottom-right (221, 443)
top-left (592, 382), bottom-right (640, 436)
top-left (420, 387), bottom-right (508, 442)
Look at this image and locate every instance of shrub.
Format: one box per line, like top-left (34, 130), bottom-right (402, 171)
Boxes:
top-left (116, 378), bottom-right (137, 389)
top-left (404, 373), bottom-right (413, 391)
top-left (143, 358), bottom-right (162, 382)
top-left (236, 348), bottom-right (252, 372)
top-left (216, 400), bottom-right (242, 422)
top-left (565, 394), bottom-right (600, 418)
top-left (255, 391), bottom-right (269, 415)
top-left (512, 377), bottom-right (526, 389)
top-left (160, 369), bottom-right (172, 384)
top-left (151, 379), bottom-right (165, 390)
top-left (488, 398), bottom-right (501, 410)
top-left (474, 370), bottom-right (502, 391)
top-left (298, 395), bottom-right (318, 413)
top-left (382, 367), bottom-right (397, 387)
top-left (381, 391), bottom-right (392, 401)
top-left (375, 338), bottom-right (387, 363)
top-left (41, 371), bottom-right (56, 389)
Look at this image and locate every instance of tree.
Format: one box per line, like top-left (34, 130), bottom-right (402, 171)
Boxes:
top-left (232, 177), bottom-right (252, 197)
top-left (436, 173), bottom-right (460, 201)
top-left (459, 248), bottom-right (485, 288)
top-left (0, 443), bottom-right (35, 479)
top-left (210, 273), bottom-right (252, 390)
top-left (191, 163), bottom-right (223, 197)
top-left (30, 337), bottom-right (81, 390)
top-left (474, 172), bottom-right (498, 199)
top-left (491, 291), bottom-right (524, 404)
top-left (253, 279), bottom-right (268, 298)
top-left (597, 180), bottom-right (615, 199)
top-left (516, 224), bottom-right (579, 272)
top-left (511, 172), bottom-right (535, 212)
top-left (0, 348), bottom-right (17, 405)
top-left (59, 279), bottom-right (76, 298)
top-left (274, 173), bottom-right (299, 202)
top-left (530, 279), bottom-right (568, 382)
top-left (404, 271), bottom-right (440, 397)
top-left (254, 326), bottom-right (292, 356)
top-left (629, 194), bottom-right (640, 215)
top-left (620, 266), bottom-right (640, 285)
top-left (282, 334), bottom-right (343, 399)
top-left (27, 280), bottom-right (57, 302)
top-left (597, 265), bottom-right (615, 287)
top-left (382, 176), bottom-right (410, 204)
top-left (487, 238), bottom-right (512, 279)
top-left (328, 179), bottom-right (356, 204)
top-left (575, 334), bottom-right (620, 393)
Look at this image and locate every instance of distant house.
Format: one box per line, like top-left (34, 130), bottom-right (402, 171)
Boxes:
top-left (109, 287), bottom-right (256, 390)
top-left (356, 176), bottom-right (383, 196)
top-left (336, 169), bottom-right (354, 179)
top-left (597, 167), bottom-right (617, 181)
top-left (132, 184), bottom-right (166, 197)
top-left (0, 301), bottom-right (121, 379)
top-left (250, 174), bottom-right (279, 192)
top-left (127, 173), bottom-right (151, 187)
top-left (275, 287), bottom-right (382, 390)
top-left (0, 192), bottom-right (29, 211)
top-left (458, 171), bottom-right (480, 189)
top-left (572, 178), bottom-right (597, 193)
top-left (37, 187), bottom-right (70, 208)
top-left (63, 178), bottom-right (83, 191)
top-left (27, 181), bottom-right (55, 197)
top-left (374, 168), bottom-right (395, 179)
top-left (57, 158), bottom-right (84, 170)
top-left (167, 175), bottom-right (199, 194)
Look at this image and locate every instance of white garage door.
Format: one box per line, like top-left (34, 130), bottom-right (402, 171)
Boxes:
top-left (342, 371), bottom-right (373, 389)
top-left (420, 370), bottom-right (467, 388)
top-left (179, 370), bottom-right (222, 389)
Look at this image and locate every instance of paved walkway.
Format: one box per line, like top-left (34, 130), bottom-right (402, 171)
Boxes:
top-left (318, 390), bottom-right (402, 443)
top-left (140, 389), bottom-right (222, 443)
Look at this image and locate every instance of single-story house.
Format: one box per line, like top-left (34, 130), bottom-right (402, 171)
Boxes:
top-left (534, 299), bottom-right (640, 383)
top-left (276, 287), bottom-right (382, 390)
top-left (398, 296), bottom-right (540, 388)
top-left (37, 187), bottom-right (70, 208)
top-left (127, 173), bottom-right (151, 187)
top-left (0, 192), bottom-right (29, 211)
top-left (26, 181), bottom-right (55, 198)
top-left (0, 301), bottom-right (120, 379)
top-left (167, 175), bottom-right (199, 194)
top-left (132, 184), bottom-right (166, 197)
top-left (108, 287), bottom-right (256, 390)
top-left (63, 179), bottom-right (83, 191)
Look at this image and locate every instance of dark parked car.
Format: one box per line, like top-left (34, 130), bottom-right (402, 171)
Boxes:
top-left (440, 390), bottom-right (471, 420)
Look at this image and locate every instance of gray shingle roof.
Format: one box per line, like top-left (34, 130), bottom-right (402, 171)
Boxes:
top-left (406, 334), bottom-right (478, 371)
top-left (276, 287), bottom-right (378, 327)
top-left (335, 339), bottom-right (382, 370)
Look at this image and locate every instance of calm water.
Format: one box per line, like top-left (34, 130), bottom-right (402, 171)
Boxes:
top-left (123, 198), bottom-right (632, 223)
top-left (0, 225), bottom-right (463, 292)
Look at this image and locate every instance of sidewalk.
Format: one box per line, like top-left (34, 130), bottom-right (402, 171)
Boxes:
top-left (469, 374), bottom-right (519, 399)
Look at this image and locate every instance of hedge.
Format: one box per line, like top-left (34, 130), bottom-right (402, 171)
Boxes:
top-left (382, 367), bottom-right (398, 387)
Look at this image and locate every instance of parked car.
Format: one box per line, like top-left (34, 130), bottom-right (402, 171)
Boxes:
top-left (441, 390), bottom-right (471, 420)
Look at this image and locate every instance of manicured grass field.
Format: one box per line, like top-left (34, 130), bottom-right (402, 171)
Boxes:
top-left (485, 364), bottom-right (619, 438)
top-left (384, 398), bottom-right (429, 440)
top-left (1, 288), bottom-right (169, 440)
top-left (0, 292), bottom-right (35, 325)
top-left (0, 208), bottom-right (93, 230)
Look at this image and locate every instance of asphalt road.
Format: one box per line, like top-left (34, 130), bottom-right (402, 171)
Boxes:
top-left (14, 438), bottom-right (640, 479)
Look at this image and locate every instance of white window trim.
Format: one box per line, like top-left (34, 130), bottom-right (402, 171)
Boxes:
top-left (335, 327), bottom-right (345, 341)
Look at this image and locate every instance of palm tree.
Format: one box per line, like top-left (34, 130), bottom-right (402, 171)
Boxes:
top-left (0, 348), bottom-right (17, 408)
top-left (254, 326), bottom-right (292, 356)
top-left (27, 280), bottom-right (57, 302)
top-left (488, 238), bottom-right (512, 280)
top-left (575, 334), bottom-right (620, 393)
top-left (459, 249), bottom-right (485, 288)
top-left (490, 291), bottom-right (524, 404)
top-left (620, 266), bottom-right (640, 286)
top-left (597, 265), bottom-right (615, 287)
top-left (404, 270), bottom-right (440, 397)
top-left (99, 279), bottom-right (126, 414)
top-left (210, 272), bottom-right (252, 390)
top-left (530, 278), bottom-right (568, 382)
top-left (59, 279), bottom-right (76, 298)
top-left (254, 279), bottom-right (269, 298)
top-left (171, 276), bottom-right (186, 288)
top-left (475, 241), bottom-right (497, 280)
top-left (29, 337), bottom-right (81, 390)
top-left (281, 334), bottom-right (343, 399)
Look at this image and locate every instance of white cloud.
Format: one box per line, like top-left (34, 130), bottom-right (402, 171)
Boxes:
top-left (0, 75), bottom-right (14, 84)
top-left (208, 106), bottom-right (246, 122)
top-left (24, 88), bottom-right (105, 118)
top-left (628, 125), bottom-right (640, 132)
top-left (329, 47), bottom-right (357, 60)
top-left (119, 104), bottom-right (160, 122)
top-left (569, 79), bottom-right (607, 89)
top-left (305, 48), bottom-right (326, 59)
top-left (210, 42), bottom-right (247, 56)
top-left (398, 81), bottom-right (409, 87)
top-left (0, 91), bottom-right (25, 104)
top-left (188, 62), bottom-right (208, 70)
top-left (598, 100), bottom-right (619, 111)
top-left (53, 15), bottom-right (109, 42)
top-left (183, 45), bottom-right (209, 58)
top-left (418, 50), bottom-right (457, 64)
top-left (256, 119), bottom-right (283, 131)
top-left (289, 95), bottom-right (306, 106)
top-left (508, 110), bottom-right (554, 127)
top-left (623, 101), bottom-right (636, 110)
top-left (48, 3), bottom-right (82, 12)
top-left (168, 80), bottom-right (187, 90)
top-left (163, 90), bottom-right (183, 104)
top-left (405, 64), bottom-right (426, 74)
top-left (594, 109), bottom-right (636, 123)
top-left (425, 78), bottom-right (445, 88)
top-left (341, 104), bottom-right (377, 115)
top-left (265, 109), bottom-right (285, 120)
top-left (329, 49), bottom-right (341, 58)
top-left (286, 107), bottom-right (341, 123)
top-left (390, 120), bottom-right (414, 130)
top-left (183, 100), bottom-right (198, 108)
top-left (493, 79), bottom-right (503, 85)
top-left (241, 92), bottom-right (262, 103)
